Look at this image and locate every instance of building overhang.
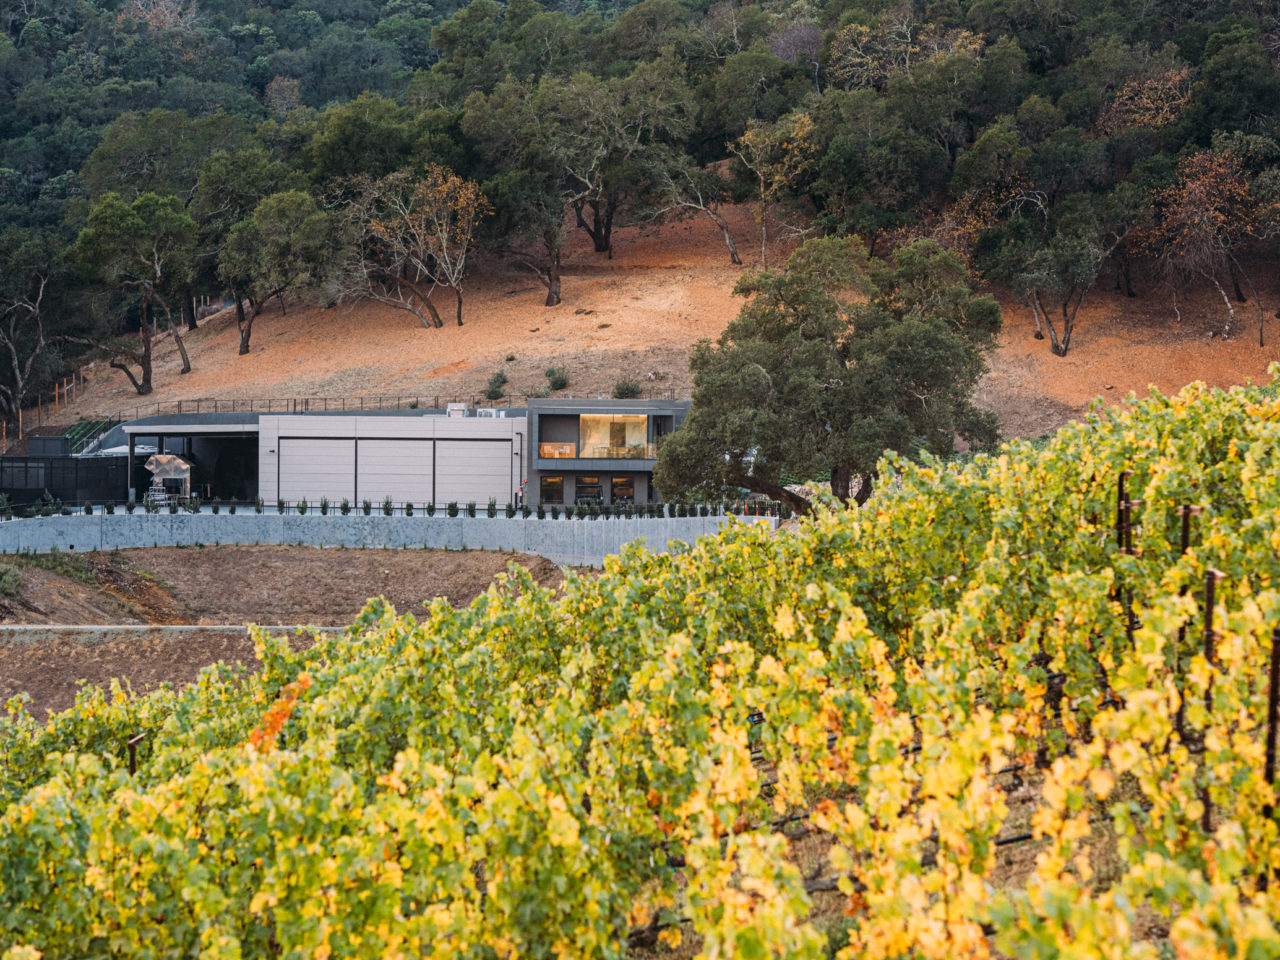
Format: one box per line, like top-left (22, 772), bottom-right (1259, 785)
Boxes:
top-left (534, 458), bottom-right (656, 472)
top-left (123, 423), bottom-right (260, 436)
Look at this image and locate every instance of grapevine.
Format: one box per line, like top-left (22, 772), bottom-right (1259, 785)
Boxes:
top-left (2, 377), bottom-right (1280, 958)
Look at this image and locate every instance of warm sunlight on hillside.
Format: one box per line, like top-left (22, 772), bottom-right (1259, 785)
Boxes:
top-left (57, 205), bottom-right (1279, 440)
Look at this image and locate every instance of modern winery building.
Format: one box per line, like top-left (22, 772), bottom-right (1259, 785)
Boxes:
top-left (17, 398), bottom-right (691, 507)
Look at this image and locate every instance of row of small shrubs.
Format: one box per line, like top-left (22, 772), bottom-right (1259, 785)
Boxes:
top-left (13, 496), bottom-right (792, 520)
top-left (486, 365), bottom-right (604, 400)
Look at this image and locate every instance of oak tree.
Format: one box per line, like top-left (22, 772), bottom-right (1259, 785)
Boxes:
top-left (341, 167), bottom-right (489, 328)
top-left (69, 192), bottom-right (197, 394)
top-left (654, 238), bottom-right (1001, 514)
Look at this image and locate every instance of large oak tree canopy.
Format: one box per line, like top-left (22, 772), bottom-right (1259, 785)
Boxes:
top-left (653, 238), bottom-right (1001, 514)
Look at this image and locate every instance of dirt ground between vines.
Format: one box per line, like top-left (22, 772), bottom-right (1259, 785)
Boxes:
top-left (40, 203), bottom-right (1280, 445)
top-left (0, 545), bottom-right (568, 717)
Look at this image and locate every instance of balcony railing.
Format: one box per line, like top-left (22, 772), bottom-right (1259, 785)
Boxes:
top-left (538, 442), bottom-right (657, 460)
top-left (539, 442), bottom-right (576, 458)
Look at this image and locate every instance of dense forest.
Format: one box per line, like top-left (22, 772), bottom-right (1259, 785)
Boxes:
top-left (1, 0), bottom-right (1278, 409)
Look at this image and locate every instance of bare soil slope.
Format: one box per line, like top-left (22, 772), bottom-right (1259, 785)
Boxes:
top-left (0, 546), bottom-right (568, 716)
top-left (46, 204), bottom-right (1280, 441)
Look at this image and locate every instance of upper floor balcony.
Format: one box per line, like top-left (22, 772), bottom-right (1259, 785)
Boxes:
top-left (539, 441), bottom-right (658, 460)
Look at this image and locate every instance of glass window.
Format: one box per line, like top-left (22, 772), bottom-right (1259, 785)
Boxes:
top-left (611, 476), bottom-right (634, 503)
top-left (575, 475), bottom-right (603, 503)
top-left (540, 475), bottom-right (564, 504)
top-left (578, 415), bottom-right (651, 458)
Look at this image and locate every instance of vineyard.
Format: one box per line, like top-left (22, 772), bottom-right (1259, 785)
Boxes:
top-left (3, 376), bottom-right (1280, 958)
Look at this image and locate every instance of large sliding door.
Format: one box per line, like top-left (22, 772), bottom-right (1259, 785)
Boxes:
top-left (356, 440), bottom-right (433, 503)
top-left (278, 438), bottom-right (355, 502)
top-left (435, 440), bottom-right (513, 506)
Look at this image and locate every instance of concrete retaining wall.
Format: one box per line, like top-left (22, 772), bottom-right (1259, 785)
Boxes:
top-left (0, 513), bottom-right (778, 566)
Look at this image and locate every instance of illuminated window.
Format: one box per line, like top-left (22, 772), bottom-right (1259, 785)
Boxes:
top-left (575, 476), bottom-right (603, 503)
top-left (611, 476), bottom-right (634, 502)
top-left (540, 476), bottom-right (564, 503)
top-left (578, 415), bottom-right (652, 458)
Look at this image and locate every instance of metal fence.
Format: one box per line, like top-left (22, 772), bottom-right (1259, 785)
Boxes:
top-left (103, 390), bottom-right (681, 423)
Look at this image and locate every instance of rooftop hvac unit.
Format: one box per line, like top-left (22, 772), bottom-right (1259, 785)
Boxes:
top-left (446, 403), bottom-right (468, 418)
top-left (476, 408), bottom-right (504, 418)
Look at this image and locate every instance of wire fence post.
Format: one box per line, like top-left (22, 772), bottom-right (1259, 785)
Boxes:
top-left (1201, 568), bottom-right (1225, 833)
top-left (127, 731), bottom-right (147, 776)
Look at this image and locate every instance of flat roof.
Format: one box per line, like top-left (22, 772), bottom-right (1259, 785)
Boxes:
top-left (114, 401), bottom-right (684, 437)
top-left (120, 408), bottom-right (534, 435)
top-left (123, 412), bottom-right (261, 434)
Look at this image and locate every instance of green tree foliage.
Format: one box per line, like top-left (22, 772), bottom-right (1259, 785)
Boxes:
top-left (80, 109), bottom-right (247, 203)
top-left (653, 237), bottom-right (1001, 513)
top-left (218, 190), bottom-right (343, 353)
top-left (69, 191), bottom-right (197, 393)
top-left (0, 0), bottom-right (1275, 383)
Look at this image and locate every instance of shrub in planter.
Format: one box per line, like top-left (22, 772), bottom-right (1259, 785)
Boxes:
top-left (405, 502), bottom-right (414, 516)
top-left (426, 502), bottom-right (436, 517)
top-left (228, 503), bottom-right (236, 514)
top-left (521, 503), bottom-right (531, 518)
top-left (382, 496), bottom-right (393, 516)
top-left (447, 501), bottom-right (459, 517)
top-left (277, 499), bottom-right (285, 514)
top-left (105, 501), bottom-right (115, 515)
top-left (486, 498), bottom-right (497, 518)
top-left (362, 499), bottom-right (372, 516)
top-left (340, 498), bottom-right (351, 515)
top-left (168, 501), bottom-right (179, 514)
top-left (589, 503), bottom-right (601, 519)
top-left (84, 503), bottom-right (93, 515)
top-left (550, 504), bottom-right (560, 519)
top-left (0, 493), bottom-right (10, 520)
top-left (254, 496), bottom-right (263, 514)
top-left (565, 504), bottom-right (575, 519)
top-left (505, 502), bottom-right (515, 518)
top-left (211, 501), bottom-right (220, 514)
top-left (536, 501), bottom-right (546, 519)
top-left (126, 500), bottom-right (136, 514)
top-left (699, 503), bottom-right (709, 517)
top-left (187, 495), bottom-right (202, 514)
top-left (601, 503), bottom-right (611, 519)
top-left (320, 497), bottom-right (329, 516)
top-left (297, 498), bottom-right (308, 515)
top-left (466, 501), bottom-right (476, 518)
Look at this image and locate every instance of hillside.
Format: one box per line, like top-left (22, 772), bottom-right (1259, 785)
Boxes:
top-left (49, 206), bottom-right (1280, 442)
top-left (3, 379), bottom-right (1280, 957)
